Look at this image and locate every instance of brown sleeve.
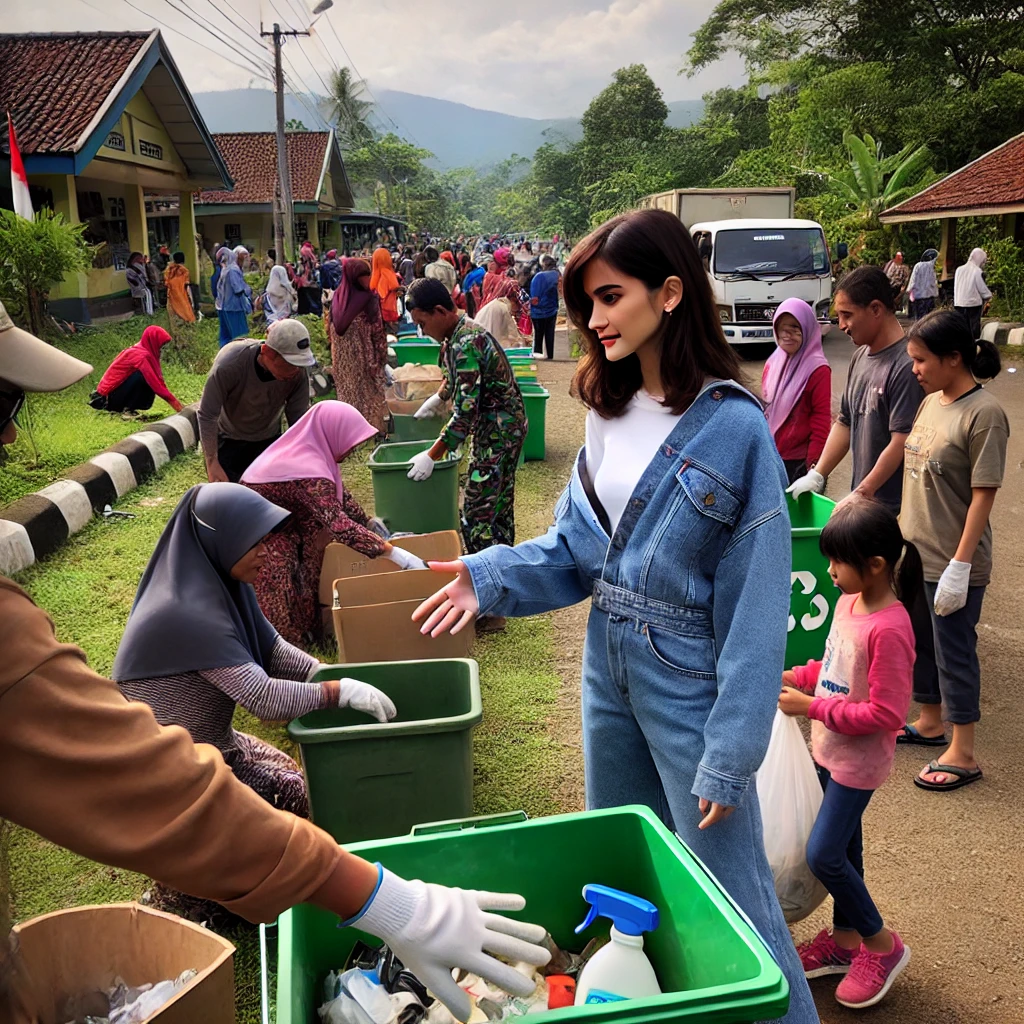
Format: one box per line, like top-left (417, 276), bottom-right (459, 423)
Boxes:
top-left (0, 583), bottom-right (341, 924)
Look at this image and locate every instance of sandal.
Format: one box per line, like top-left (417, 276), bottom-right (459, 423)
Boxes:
top-left (896, 723), bottom-right (947, 746)
top-left (914, 760), bottom-right (983, 792)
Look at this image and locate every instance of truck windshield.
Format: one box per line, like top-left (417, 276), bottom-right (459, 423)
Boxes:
top-left (713, 228), bottom-right (829, 277)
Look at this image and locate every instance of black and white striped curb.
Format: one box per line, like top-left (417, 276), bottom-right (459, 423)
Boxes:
top-left (0, 405), bottom-right (199, 575)
top-left (981, 321), bottom-right (1024, 346)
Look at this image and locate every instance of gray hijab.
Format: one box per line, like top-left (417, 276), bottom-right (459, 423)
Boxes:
top-left (112, 483), bottom-right (289, 681)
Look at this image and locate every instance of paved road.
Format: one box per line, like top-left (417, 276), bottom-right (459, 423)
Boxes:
top-left (538, 325), bottom-right (1024, 1023)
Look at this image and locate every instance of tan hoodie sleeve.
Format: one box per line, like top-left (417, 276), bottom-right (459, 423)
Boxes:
top-left (0, 580), bottom-right (341, 923)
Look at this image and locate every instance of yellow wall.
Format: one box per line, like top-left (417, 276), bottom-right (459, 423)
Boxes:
top-left (195, 213), bottom-right (275, 258)
top-left (95, 92), bottom-right (188, 178)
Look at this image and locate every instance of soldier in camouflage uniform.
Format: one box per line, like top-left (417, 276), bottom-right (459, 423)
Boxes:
top-left (404, 279), bottom-right (527, 555)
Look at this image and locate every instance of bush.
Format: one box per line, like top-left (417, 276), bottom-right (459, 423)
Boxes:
top-left (982, 237), bottom-right (1024, 321)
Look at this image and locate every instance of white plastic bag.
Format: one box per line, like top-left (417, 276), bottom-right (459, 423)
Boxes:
top-left (756, 709), bottom-right (828, 923)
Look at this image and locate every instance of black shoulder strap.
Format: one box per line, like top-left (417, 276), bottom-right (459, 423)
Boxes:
top-left (578, 450), bottom-right (612, 537)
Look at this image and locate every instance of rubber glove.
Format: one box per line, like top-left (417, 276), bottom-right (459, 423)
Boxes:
top-left (407, 451), bottom-right (436, 482)
top-left (349, 867), bottom-right (551, 1022)
top-left (414, 394), bottom-right (445, 420)
top-left (386, 545), bottom-right (428, 570)
top-left (933, 560), bottom-right (971, 616)
top-left (786, 468), bottom-right (826, 498)
top-left (336, 679), bottom-right (397, 722)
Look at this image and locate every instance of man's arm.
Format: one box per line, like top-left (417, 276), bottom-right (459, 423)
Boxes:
top-left (810, 420), bottom-right (851, 477)
top-left (197, 365), bottom-right (229, 482)
top-left (852, 432), bottom-right (908, 499)
top-left (285, 373), bottom-right (311, 427)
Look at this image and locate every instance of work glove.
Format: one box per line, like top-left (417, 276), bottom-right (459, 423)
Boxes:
top-left (368, 516), bottom-right (391, 539)
top-left (414, 394), bottom-right (445, 420)
top-left (351, 868), bottom-right (551, 1022)
top-left (786, 468), bottom-right (826, 498)
top-left (336, 679), bottom-right (397, 723)
top-left (407, 451), bottom-right (436, 482)
top-left (933, 559), bottom-right (971, 616)
top-left (386, 545), bottom-right (429, 571)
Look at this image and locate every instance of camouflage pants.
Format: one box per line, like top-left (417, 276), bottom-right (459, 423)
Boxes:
top-left (463, 426), bottom-right (526, 554)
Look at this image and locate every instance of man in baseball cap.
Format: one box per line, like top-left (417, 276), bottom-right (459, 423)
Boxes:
top-left (0, 298), bottom-right (92, 445)
top-left (264, 316), bottom-right (317, 367)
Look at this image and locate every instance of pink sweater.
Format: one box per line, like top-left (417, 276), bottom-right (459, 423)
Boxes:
top-left (792, 593), bottom-right (915, 790)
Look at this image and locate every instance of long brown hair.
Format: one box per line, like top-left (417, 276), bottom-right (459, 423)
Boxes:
top-left (565, 208), bottom-right (741, 417)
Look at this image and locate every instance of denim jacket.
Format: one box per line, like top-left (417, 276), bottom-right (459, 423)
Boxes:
top-left (462, 380), bottom-right (792, 806)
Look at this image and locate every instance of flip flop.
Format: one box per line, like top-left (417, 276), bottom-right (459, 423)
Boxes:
top-left (914, 760), bottom-right (983, 792)
top-left (896, 724), bottom-right (947, 746)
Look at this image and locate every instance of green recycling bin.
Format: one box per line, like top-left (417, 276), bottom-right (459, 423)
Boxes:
top-left (388, 411), bottom-right (443, 443)
top-left (270, 805), bottom-right (789, 1024)
top-left (785, 491), bottom-right (837, 670)
top-left (393, 341), bottom-right (441, 366)
top-left (290, 660), bottom-right (482, 843)
top-left (518, 382), bottom-right (549, 461)
top-left (368, 440), bottom-right (460, 534)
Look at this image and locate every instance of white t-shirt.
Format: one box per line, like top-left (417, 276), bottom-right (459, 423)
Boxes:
top-left (953, 261), bottom-right (991, 307)
top-left (585, 391), bottom-right (683, 533)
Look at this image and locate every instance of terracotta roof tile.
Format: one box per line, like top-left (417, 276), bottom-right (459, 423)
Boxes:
top-left (0, 32), bottom-right (149, 156)
top-left (197, 132), bottom-right (330, 205)
top-left (884, 132), bottom-right (1024, 217)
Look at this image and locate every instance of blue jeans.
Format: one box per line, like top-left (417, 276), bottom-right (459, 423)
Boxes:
top-left (806, 766), bottom-right (882, 938)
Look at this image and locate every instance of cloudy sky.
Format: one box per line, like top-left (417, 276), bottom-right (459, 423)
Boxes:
top-left (8, 0), bottom-right (743, 120)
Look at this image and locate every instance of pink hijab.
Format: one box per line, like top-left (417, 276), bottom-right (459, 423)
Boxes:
top-left (762, 298), bottom-right (830, 436)
top-left (241, 401), bottom-right (377, 499)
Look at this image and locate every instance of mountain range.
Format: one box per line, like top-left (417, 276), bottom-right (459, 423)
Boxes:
top-left (192, 88), bottom-right (704, 171)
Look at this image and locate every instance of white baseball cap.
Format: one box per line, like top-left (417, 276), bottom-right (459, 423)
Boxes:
top-left (265, 318), bottom-right (316, 367)
top-left (0, 299), bottom-right (92, 391)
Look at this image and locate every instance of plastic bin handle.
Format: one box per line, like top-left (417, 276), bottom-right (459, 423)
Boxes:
top-left (259, 921), bottom-right (275, 1024)
top-left (411, 811), bottom-right (528, 836)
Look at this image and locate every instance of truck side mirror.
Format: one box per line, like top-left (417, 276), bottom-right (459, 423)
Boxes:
top-left (836, 243), bottom-right (849, 260)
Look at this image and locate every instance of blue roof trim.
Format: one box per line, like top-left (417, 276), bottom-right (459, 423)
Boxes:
top-left (21, 154), bottom-right (76, 174)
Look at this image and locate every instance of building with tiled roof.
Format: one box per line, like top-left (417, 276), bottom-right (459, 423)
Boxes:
top-left (0, 30), bottom-right (231, 322)
top-left (880, 132), bottom-right (1024, 284)
top-left (195, 131), bottom-right (355, 256)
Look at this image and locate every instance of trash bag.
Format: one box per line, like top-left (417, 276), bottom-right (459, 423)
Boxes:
top-left (756, 710), bottom-right (828, 923)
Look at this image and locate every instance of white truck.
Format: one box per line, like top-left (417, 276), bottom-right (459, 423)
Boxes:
top-left (639, 188), bottom-right (834, 346)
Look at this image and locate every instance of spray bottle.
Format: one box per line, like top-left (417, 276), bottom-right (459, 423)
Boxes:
top-left (573, 884), bottom-right (662, 1005)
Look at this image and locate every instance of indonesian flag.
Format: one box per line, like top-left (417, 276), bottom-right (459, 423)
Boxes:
top-left (8, 112), bottom-right (33, 220)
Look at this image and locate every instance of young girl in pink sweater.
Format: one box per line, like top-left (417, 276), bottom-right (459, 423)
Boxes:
top-left (779, 496), bottom-right (922, 1010)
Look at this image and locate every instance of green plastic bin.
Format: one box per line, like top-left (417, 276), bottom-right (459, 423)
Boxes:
top-left (388, 411), bottom-right (443, 443)
top-left (393, 342), bottom-right (442, 366)
top-left (271, 805), bottom-right (789, 1024)
top-left (505, 346), bottom-right (533, 357)
top-left (508, 355), bottom-right (538, 382)
top-left (785, 491), bottom-right (837, 670)
top-left (368, 440), bottom-right (460, 534)
top-left (519, 382), bottom-right (549, 461)
top-left (289, 660), bottom-right (482, 843)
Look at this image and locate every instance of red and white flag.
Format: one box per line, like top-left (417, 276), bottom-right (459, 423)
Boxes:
top-left (7, 112), bottom-right (33, 220)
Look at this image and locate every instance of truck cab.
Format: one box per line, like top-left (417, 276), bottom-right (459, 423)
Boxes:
top-left (690, 219), bottom-right (833, 346)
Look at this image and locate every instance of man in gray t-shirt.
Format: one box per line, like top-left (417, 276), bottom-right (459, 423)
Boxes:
top-left (788, 265), bottom-right (924, 513)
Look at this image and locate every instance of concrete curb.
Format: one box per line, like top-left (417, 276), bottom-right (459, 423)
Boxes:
top-left (0, 404), bottom-right (199, 575)
top-left (981, 321), bottom-right (1024, 346)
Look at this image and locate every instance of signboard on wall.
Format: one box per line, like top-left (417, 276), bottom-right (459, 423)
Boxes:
top-left (138, 139), bottom-right (164, 161)
top-left (105, 131), bottom-right (126, 151)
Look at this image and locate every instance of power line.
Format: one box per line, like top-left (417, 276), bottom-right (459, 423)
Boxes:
top-left (156, 0), bottom-right (273, 71)
top-left (196, 0), bottom-right (266, 54)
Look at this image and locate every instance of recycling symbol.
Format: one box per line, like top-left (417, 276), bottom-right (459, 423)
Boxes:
top-left (788, 570), bottom-right (831, 633)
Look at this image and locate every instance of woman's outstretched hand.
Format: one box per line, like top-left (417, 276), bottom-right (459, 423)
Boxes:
top-left (412, 560), bottom-right (479, 636)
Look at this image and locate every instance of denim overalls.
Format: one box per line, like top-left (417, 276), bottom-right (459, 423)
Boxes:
top-left (462, 380), bottom-right (819, 1023)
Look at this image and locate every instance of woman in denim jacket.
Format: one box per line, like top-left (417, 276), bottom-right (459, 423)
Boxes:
top-left (415, 209), bottom-right (818, 1023)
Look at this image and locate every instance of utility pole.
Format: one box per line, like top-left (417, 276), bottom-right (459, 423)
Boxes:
top-left (261, 22), bottom-right (308, 265)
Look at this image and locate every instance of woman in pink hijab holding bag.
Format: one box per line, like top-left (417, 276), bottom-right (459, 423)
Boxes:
top-left (242, 401), bottom-right (424, 646)
top-left (762, 298), bottom-right (832, 485)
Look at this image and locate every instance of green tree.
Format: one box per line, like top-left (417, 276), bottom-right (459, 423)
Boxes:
top-left (0, 209), bottom-right (93, 336)
top-left (328, 67), bottom-right (375, 151)
top-left (580, 64), bottom-right (669, 148)
top-left (284, 119), bottom-right (308, 131)
top-left (346, 133), bottom-right (434, 221)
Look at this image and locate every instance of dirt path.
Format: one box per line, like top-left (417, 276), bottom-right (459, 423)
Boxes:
top-left (535, 329), bottom-right (1024, 1023)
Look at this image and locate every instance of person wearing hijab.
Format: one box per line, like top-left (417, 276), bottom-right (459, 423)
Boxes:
top-left (296, 240), bottom-right (322, 315)
top-left (328, 257), bottom-right (389, 432)
top-left (762, 298), bottom-right (832, 484)
top-left (953, 247), bottom-right (992, 340)
top-left (144, 253), bottom-right (163, 309)
top-left (320, 249), bottom-right (342, 292)
top-left (481, 249), bottom-right (524, 321)
top-left (90, 324), bottom-right (182, 414)
top-left (164, 251), bottom-right (196, 337)
top-left (370, 246), bottom-right (403, 328)
top-left (472, 297), bottom-right (525, 348)
top-left (216, 246), bottom-right (252, 346)
top-left (264, 264), bottom-right (296, 324)
top-left (210, 244), bottom-right (229, 307)
top-left (124, 252), bottom-right (153, 316)
top-left (242, 402), bottom-right (426, 644)
top-left (906, 248), bottom-right (939, 320)
top-left (424, 246), bottom-right (457, 294)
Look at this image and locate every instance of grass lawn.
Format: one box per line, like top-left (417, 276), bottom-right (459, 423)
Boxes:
top-left (7, 332), bottom-right (573, 1021)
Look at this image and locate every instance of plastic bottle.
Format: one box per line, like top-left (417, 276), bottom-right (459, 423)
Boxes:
top-left (573, 884), bottom-right (662, 1005)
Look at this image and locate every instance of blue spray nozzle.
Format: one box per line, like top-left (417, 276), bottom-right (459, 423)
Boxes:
top-left (574, 884), bottom-right (660, 937)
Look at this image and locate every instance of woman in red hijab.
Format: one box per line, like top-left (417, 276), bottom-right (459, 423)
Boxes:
top-left (90, 325), bottom-right (182, 414)
top-left (327, 258), bottom-right (389, 432)
top-left (370, 246), bottom-right (403, 328)
top-left (481, 247), bottom-right (523, 320)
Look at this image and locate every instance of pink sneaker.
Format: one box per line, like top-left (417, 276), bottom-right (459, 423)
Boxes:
top-left (795, 929), bottom-right (857, 978)
top-left (835, 932), bottom-right (910, 1008)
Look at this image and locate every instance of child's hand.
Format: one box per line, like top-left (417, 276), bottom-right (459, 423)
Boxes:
top-left (779, 686), bottom-right (814, 718)
top-left (782, 670), bottom-right (798, 687)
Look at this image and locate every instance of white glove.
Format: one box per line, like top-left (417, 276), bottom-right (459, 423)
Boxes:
top-left (336, 678), bottom-right (397, 722)
top-left (407, 450), bottom-right (435, 482)
top-left (352, 868), bottom-right (551, 1022)
top-left (934, 559), bottom-right (971, 616)
top-left (386, 545), bottom-right (428, 570)
top-left (786, 468), bottom-right (826, 498)
top-left (414, 393), bottom-right (445, 420)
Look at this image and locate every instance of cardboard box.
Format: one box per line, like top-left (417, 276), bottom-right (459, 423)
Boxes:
top-left (319, 529), bottom-right (462, 606)
top-left (12, 902), bottom-right (234, 1024)
top-left (332, 569), bottom-right (474, 663)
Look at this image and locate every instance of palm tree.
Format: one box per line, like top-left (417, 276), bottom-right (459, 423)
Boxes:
top-left (830, 132), bottom-right (936, 228)
top-left (327, 67), bottom-right (375, 151)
